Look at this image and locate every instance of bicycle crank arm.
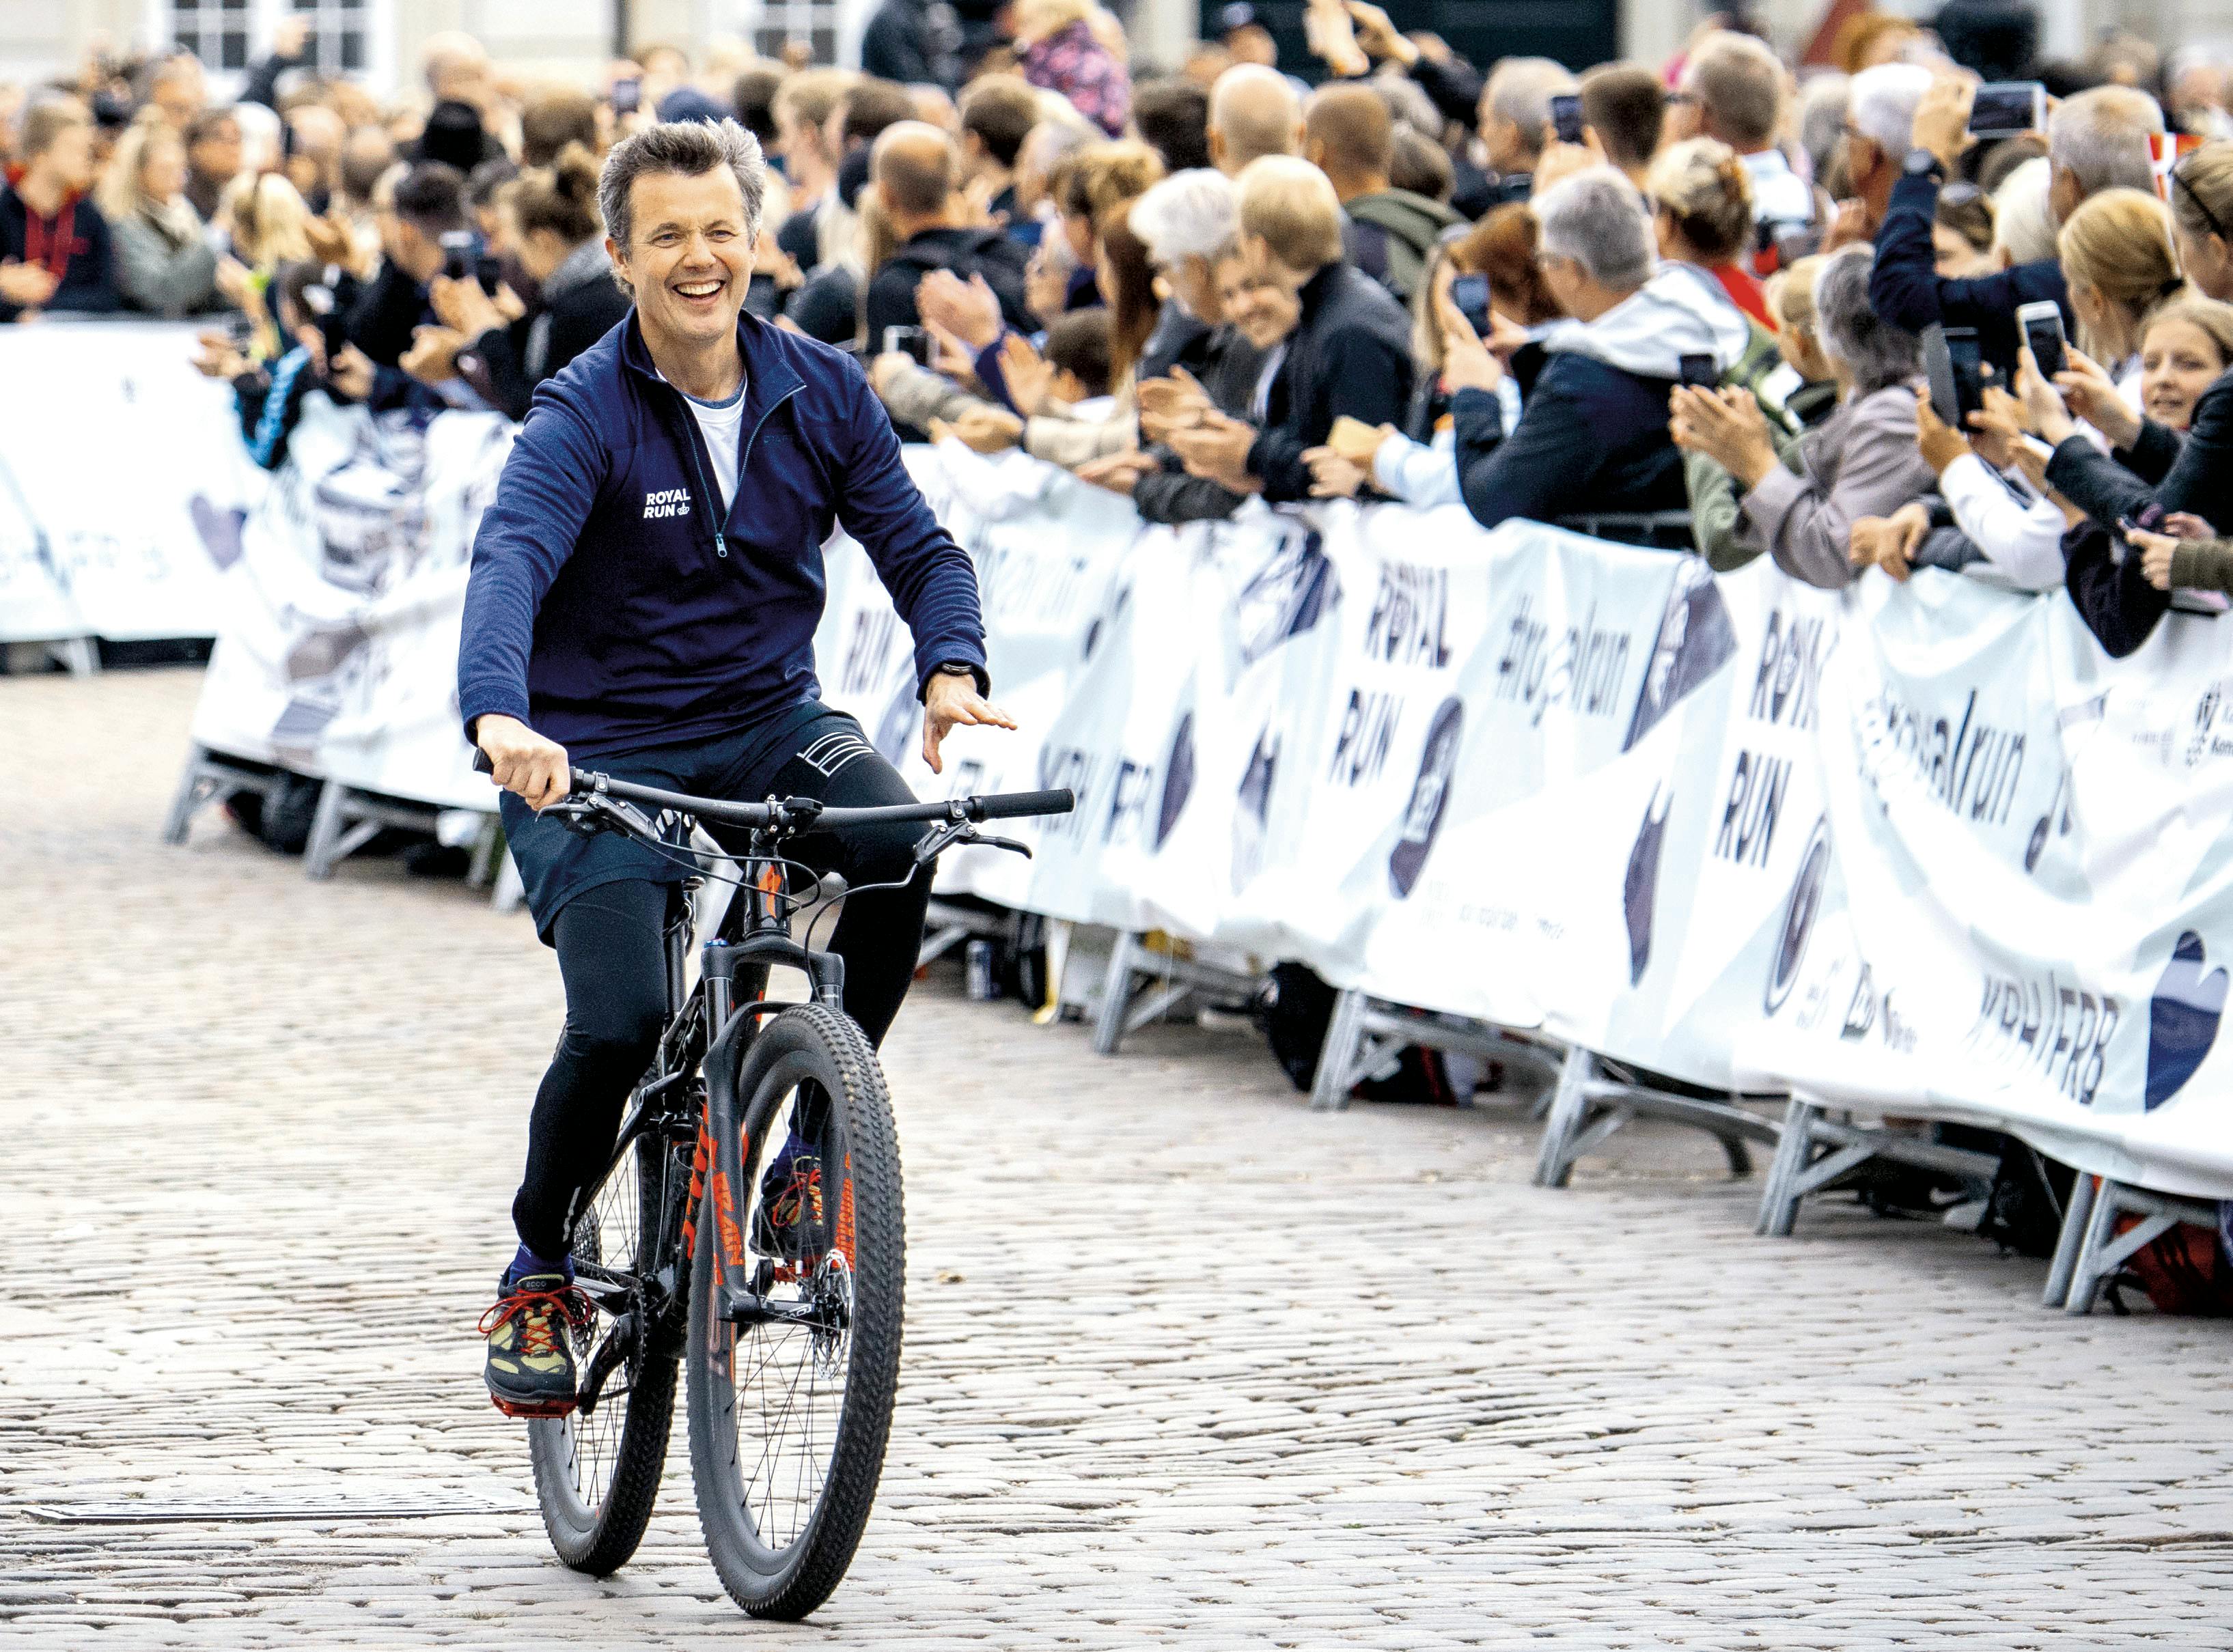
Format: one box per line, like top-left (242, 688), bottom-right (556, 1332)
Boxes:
top-left (574, 1311), bottom-right (638, 1418)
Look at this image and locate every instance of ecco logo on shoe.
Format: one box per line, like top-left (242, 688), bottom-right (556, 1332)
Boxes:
top-left (643, 487), bottom-right (692, 520)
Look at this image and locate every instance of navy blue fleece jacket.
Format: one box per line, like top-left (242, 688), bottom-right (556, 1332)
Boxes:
top-left (1868, 169), bottom-right (2069, 376)
top-left (457, 310), bottom-right (987, 760)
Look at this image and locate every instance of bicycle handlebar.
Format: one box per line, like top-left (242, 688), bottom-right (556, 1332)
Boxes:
top-left (473, 749), bottom-right (1074, 832)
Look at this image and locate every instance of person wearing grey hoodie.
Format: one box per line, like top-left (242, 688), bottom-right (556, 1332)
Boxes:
top-left (1445, 168), bottom-right (1751, 533)
top-left (1671, 246), bottom-right (1934, 588)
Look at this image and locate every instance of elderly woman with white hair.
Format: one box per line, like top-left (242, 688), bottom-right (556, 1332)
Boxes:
top-left (1128, 167), bottom-right (1243, 378)
top-left (1672, 245), bottom-right (1935, 587)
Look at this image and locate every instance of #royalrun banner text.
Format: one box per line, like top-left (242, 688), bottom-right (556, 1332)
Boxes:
top-left (176, 396), bottom-right (2233, 1203)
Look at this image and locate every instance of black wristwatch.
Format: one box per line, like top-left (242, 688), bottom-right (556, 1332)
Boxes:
top-left (1904, 148), bottom-right (1945, 183)
top-left (930, 660), bottom-right (988, 695)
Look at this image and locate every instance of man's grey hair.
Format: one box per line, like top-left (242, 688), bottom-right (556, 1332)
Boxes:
top-left (1813, 244), bottom-right (1919, 393)
top-left (1128, 168), bottom-right (1237, 264)
top-left (1484, 57), bottom-right (1580, 161)
top-left (1797, 72), bottom-right (1851, 184)
top-left (1846, 62), bottom-right (1932, 157)
top-left (1532, 166), bottom-right (1654, 291)
top-left (2049, 85), bottom-right (2165, 199)
top-left (1683, 31), bottom-right (1785, 152)
top-left (599, 117), bottom-right (768, 261)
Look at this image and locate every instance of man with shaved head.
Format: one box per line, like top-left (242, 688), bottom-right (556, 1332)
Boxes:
top-left (1304, 82), bottom-right (1456, 300)
top-left (862, 120), bottom-right (1034, 344)
top-left (1208, 64), bottom-right (1303, 178)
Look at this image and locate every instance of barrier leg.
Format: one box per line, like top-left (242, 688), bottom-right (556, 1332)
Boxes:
top-left (2042, 1172), bottom-right (2098, 1310)
top-left (301, 782), bottom-right (349, 881)
top-left (161, 745), bottom-right (214, 846)
top-left (1307, 989), bottom-right (1370, 1112)
top-left (1090, 930), bottom-right (1140, 1056)
top-left (49, 637), bottom-right (98, 677)
top-left (2064, 1181), bottom-right (2178, 1318)
top-left (1532, 1046), bottom-right (1595, 1188)
top-left (1756, 1097), bottom-right (1822, 1237)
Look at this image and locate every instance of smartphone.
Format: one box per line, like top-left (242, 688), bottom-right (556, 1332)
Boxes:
top-left (439, 230), bottom-right (477, 284)
top-left (1678, 352), bottom-right (1718, 389)
top-left (1970, 81), bottom-right (2047, 139)
top-left (1488, 173), bottom-right (1534, 208)
top-left (1923, 324), bottom-right (1986, 423)
top-left (611, 76), bottom-right (641, 116)
top-left (1449, 273), bottom-right (1492, 337)
top-left (883, 324), bottom-right (934, 367)
top-left (1550, 93), bottom-right (1585, 147)
top-left (2016, 299), bottom-right (2067, 380)
top-left (303, 280), bottom-right (348, 363)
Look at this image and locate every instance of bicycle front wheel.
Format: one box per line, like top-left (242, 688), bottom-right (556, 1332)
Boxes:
top-left (686, 1004), bottom-right (905, 1620)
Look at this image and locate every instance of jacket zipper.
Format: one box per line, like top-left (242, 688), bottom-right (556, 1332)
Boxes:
top-left (671, 380), bottom-right (803, 561)
top-left (671, 395), bottom-right (727, 558)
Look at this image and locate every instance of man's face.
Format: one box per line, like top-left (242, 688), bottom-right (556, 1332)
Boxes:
top-left (613, 167), bottom-right (755, 348)
top-left (1238, 230), bottom-right (1307, 298)
top-left (154, 60), bottom-right (205, 124)
top-left (1666, 81), bottom-right (1702, 143)
top-left (190, 117), bottom-right (242, 181)
top-left (40, 122), bottom-right (96, 193)
top-left (1217, 258), bottom-right (1298, 350)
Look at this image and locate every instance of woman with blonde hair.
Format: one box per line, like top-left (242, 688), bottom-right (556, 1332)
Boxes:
top-left (1014, 0), bottom-right (1130, 137)
top-left (2055, 186), bottom-right (2185, 393)
top-left (214, 171), bottom-right (317, 358)
top-left (1646, 137), bottom-right (1773, 331)
top-left (97, 116), bottom-right (221, 317)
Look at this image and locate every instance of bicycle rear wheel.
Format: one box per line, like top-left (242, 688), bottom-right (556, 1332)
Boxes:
top-left (528, 1123), bottom-right (680, 1575)
top-left (686, 1004), bottom-right (905, 1620)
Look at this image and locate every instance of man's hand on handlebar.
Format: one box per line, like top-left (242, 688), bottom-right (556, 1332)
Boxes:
top-left (476, 714), bottom-right (572, 811)
top-left (923, 671), bottom-right (1017, 775)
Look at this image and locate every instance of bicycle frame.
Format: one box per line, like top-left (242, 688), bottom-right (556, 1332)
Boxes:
top-left (566, 824), bottom-right (850, 1407)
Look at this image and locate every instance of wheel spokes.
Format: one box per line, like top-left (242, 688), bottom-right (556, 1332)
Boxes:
top-left (719, 1078), bottom-right (852, 1557)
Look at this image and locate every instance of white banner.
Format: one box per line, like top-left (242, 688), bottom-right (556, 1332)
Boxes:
top-left (190, 397), bottom-right (512, 810)
top-left (0, 322), bottom-right (258, 643)
top-left (815, 445), bottom-right (2233, 1201)
top-left (166, 402), bottom-right (2233, 1201)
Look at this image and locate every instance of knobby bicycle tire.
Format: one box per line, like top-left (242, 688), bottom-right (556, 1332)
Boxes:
top-left (528, 1131), bottom-right (682, 1575)
top-left (686, 1003), bottom-right (905, 1619)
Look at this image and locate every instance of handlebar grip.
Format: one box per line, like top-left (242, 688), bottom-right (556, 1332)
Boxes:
top-left (973, 787), bottom-right (1076, 821)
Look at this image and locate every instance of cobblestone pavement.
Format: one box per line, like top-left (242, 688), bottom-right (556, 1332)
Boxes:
top-left (6, 668), bottom-right (2233, 1650)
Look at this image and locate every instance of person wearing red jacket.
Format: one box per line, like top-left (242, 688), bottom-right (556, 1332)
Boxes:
top-left (0, 98), bottom-right (119, 323)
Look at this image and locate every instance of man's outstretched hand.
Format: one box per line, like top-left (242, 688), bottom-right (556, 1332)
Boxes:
top-left (923, 672), bottom-right (1017, 774)
top-left (476, 713), bottom-right (571, 811)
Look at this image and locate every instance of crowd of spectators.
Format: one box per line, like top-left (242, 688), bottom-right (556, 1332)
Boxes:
top-left (12, 2), bottom-right (2233, 654)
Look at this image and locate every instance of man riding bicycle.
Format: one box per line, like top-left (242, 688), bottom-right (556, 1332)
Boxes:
top-left (457, 117), bottom-right (1012, 1418)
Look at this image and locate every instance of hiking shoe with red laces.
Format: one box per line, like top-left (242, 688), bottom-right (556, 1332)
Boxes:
top-left (753, 1134), bottom-right (825, 1263)
top-left (480, 1272), bottom-right (592, 1418)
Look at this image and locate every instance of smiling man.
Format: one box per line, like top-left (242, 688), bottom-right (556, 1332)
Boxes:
top-left (458, 118), bottom-right (1012, 1419)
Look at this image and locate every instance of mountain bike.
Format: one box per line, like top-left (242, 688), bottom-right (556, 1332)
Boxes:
top-left (480, 756), bottom-right (1072, 1619)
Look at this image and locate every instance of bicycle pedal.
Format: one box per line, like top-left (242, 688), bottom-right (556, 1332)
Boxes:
top-left (488, 1392), bottom-right (579, 1420)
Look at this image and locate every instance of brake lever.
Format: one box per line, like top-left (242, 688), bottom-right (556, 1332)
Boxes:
top-left (914, 822), bottom-right (1034, 866)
